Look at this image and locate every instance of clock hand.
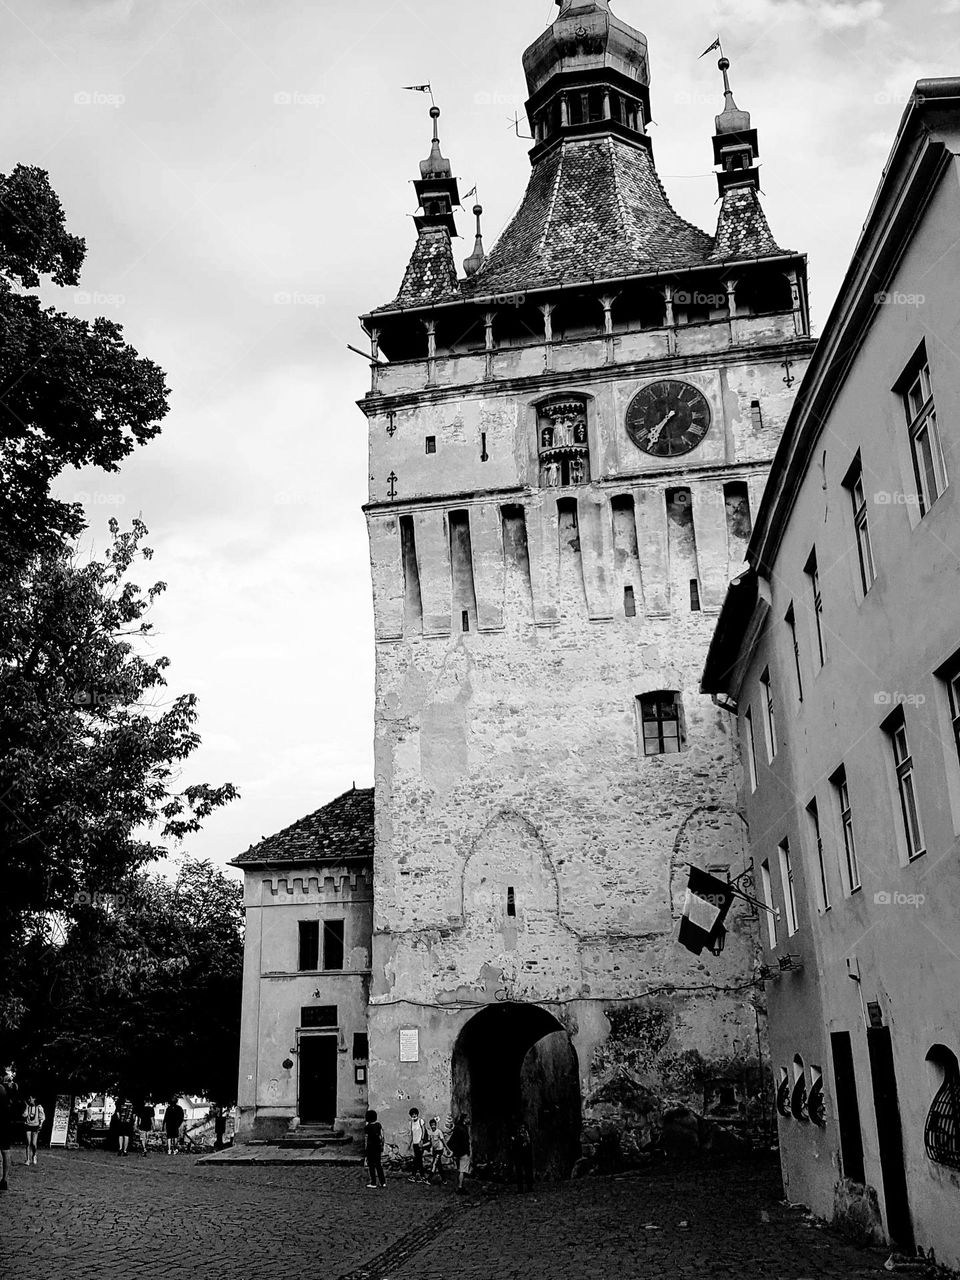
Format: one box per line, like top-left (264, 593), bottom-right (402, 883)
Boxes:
top-left (647, 410), bottom-right (675, 444)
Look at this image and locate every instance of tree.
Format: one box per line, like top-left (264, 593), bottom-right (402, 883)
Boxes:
top-left (16, 859), bottom-right (243, 1105)
top-left (0, 164), bottom-right (168, 560)
top-left (0, 166), bottom-right (237, 1035)
top-left (0, 520), bottom-right (238, 998)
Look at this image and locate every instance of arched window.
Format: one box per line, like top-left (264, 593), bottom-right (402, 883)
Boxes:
top-left (809, 1066), bottom-right (826, 1127)
top-left (536, 396), bottom-right (590, 488)
top-left (925, 1044), bottom-right (960, 1169)
top-left (791, 1055), bottom-right (809, 1122)
top-left (776, 1068), bottom-right (791, 1118)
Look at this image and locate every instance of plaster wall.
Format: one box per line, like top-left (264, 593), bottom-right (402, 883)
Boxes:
top-left (733, 159), bottom-right (960, 1265)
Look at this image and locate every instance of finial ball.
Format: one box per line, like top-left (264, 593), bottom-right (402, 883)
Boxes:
top-left (718, 56), bottom-right (730, 71)
top-left (429, 105), bottom-right (440, 119)
top-left (473, 203), bottom-right (483, 216)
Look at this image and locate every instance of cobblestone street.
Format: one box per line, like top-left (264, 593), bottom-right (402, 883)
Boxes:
top-left (0, 1151), bottom-right (903, 1280)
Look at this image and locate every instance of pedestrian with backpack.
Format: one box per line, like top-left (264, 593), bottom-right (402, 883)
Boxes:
top-left (22, 1092), bottom-right (44, 1167)
top-left (364, 1109), bottom-right (386, 1188)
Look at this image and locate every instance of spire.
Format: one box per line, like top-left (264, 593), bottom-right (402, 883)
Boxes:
top-left (463, 202), bottom-right (485, 277)
top-left (522, 0), bottom-right (652, 160)
top-left (711, 54), bottom-right (760, 193)
top-left (413, 106), bottom-right (460, 236)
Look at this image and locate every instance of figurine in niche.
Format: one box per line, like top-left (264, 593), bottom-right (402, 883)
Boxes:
top-left (573, 418), bottom-right (587, 444)
top-left (568, 456), bottom-right (586, 485)
top-left (540, 425), bottom-right (554, 450)
top-left (542, 460), bottom-right (562, 487)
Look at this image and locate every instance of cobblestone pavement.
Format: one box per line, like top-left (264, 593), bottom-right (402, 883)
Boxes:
top-left (0, 1150), bottom-right (901, 1280)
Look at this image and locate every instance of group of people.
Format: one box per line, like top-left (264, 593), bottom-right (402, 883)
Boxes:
top-left (363, 1106), bottom-right (535, 1194)
top-left (108, 1096), bottom-right (186, 1156)
top-left (0, 1063), bottom-right (44, 1190)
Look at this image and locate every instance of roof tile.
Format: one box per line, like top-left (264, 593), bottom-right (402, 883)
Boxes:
top-left (231, 786), bottom-right (373, 868)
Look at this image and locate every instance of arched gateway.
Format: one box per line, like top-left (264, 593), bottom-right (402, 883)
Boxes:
top-left (451, 1002), bottom-right (581, 1179)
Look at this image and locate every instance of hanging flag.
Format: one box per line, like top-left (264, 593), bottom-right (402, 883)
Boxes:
top-left (403, 84), bottom-right (432, 93)
top-left (462, 184), bottom-right (477, 201)
top-left (699, 36), bottom-right (722, 58)
top-left (678, 866), bottom-right (735, 956)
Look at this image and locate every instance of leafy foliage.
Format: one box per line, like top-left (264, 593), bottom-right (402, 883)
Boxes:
top-left (0, 163), bottom-right (168, 559)
top-left (15, 860), bottom-right (243, 1105)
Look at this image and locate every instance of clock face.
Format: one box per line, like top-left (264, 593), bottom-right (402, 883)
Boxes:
top-left (626, 380), bottom-right (712, 457)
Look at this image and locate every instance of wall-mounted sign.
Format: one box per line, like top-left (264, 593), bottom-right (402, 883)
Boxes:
top-left (399, 1028), bottom-right (419, 1063)
top-left (355, 1065), bottom-right (367, 1084)
top-left (50, 1095), bottom-right (72, 1147)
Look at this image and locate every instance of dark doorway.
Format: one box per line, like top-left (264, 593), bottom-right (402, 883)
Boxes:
top-left (867, 1026), bottom-right (914, 1250)
top-left (830, 1031), bottom-right (865, 1183)
top-left (299, 1035), bottom-right (337, 1124)
top-left (451, 1003), bottom-right (581, 1179)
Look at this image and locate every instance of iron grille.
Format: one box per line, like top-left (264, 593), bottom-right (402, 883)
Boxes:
top-left (925, 1073), bottom-right (960, 1170)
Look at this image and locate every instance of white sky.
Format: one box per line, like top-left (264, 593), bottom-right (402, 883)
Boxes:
top-left (5, 0), bottom-right (958, 873)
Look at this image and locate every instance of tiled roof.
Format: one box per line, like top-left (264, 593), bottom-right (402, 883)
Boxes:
top-left (231, 786), bottom-right (373, 868)
top-left (464, 136), bottom-right (716, 296)
top-left (710, 183), bottom-right (785, 262)
top-left (373, 225), bottom-right (461, 313)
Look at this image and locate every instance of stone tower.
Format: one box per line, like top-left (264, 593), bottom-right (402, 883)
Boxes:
top-left (358, 0), bottom-right (815, 1173)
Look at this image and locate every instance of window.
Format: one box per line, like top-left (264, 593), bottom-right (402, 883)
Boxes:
top-left (778, 840), bottom-right (798, 936)
top-left (831, 766), bottom-right (860, 892)
top-left (744, 707), bottom-right (758, 793)
top-left (785, 604), bottom-right (803, 703)
top-left (425, 436), bottom-right (436, 454)
top-left (925, 1045), bottom-right (960, 1170)
top-left (751, 400), bottom-right (763, 430)
top-left (760, 859), bottom-right (777, 949)
top-left (885, 710), bottom-right (925, 860)
top-left (944, 658), bottom-right (960, 770)
top-left (805, 549), bottom-right (826, 668)
top-left (298, 920), bottom-right (320, 971)
top-left (506, 886), bottom-right (516, 917)
top-left (760, 667), bottom-right (777, 762)
top-left (624, 585), bottom-right (636, 617)
top-left (689, 579), bottom-right (701, 612)
top-left (323, 919), bottom-right (345, 970)
top-left (638, 692), bottom-right (685, 756)
top-left (300, 1005), bottom-right (337, 1028)
top-left (807, 798), bottom-right (830, 910)
top-left (901, 356), bottom-right (947, 514)
top-left (353, 1033), bottom-right (369, 1060)
top-left (845, 458), bottom-right (877, 593)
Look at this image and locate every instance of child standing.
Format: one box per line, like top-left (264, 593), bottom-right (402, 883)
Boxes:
top-left (427, 1117), bottom-right (448, 1183)
top-left (407, 1107), bottom-right (427, 1183)
top-left (364, 1109), bottom-right (386, 1188)
top-left (23, 1094), bottom-right (44, 1167)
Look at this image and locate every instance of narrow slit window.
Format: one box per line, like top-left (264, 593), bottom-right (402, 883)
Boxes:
top-left (751, 400), bottom-right (763, 430)
top-left (744, 707), bottom-right (758, 793)
top-left (831, 766), bottom-right (860, 893)
top-left (778, 839), bottom-right (798, 936)
top-left (425, 436), bottom-right (436, 454)
top-left (690, 579), bottom-right (701, 612)
top-left (760, 667), bottom-right (777, 762)
top-left (506, 887), bottom-right (516, 917)
top-left (785, 604), bottom-right (803, 703)
top-left (624, 585), bottom-right (636, 617)
top-left (760, 859), bottom-right (777, 949)
top-left (462, 609), bottom-right (470, 632)
top-left (805, 548), bottom-right (826, 668)
top-left (807, 798), bottom-right (830, 910)
top-left (844, 456), bottom-right (877, 594)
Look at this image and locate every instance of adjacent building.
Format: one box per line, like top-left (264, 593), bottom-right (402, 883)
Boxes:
top-left (355, 0), bottom-right (814, 1174)
top-left (232, 788), bottom-right (373, 1140)
top-left (702, 80), bottom-right (960, 1267)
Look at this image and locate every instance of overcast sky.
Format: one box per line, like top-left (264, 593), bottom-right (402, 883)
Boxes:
top-left (4, 0), bottom-right (959, 873)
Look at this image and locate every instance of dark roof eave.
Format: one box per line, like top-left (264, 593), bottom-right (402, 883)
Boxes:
top-left (229, 850), bottom-right (372, 871)
top-left (701, 569), bottom-right (761, 698)
top-left (360, 251), bottom-right (806, 329)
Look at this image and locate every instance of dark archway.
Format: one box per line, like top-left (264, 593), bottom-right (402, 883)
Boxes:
top-left (451, 1002), bottom-right (581, 1180)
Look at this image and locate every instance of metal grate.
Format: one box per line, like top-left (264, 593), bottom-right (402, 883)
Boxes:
top-left (925, 1073), bottom-right (960, 1170)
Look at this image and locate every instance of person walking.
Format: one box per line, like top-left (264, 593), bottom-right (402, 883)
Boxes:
top-left (164, 1098), bottom-right (185, 1155)
top-left (0, 1064), bottom-right (18, 1191)
top-left (115, 1096), bottom-right (134, 1157)
top-left (448, 1115), bottom-right (471, 1194)
top-left (363, 1109), bottom-right (386, 1189)
top-left (510, 1119), bottom-right (534, 1192)
top-left (213, 1106), bottom-right (227, 1151)
top-left (137, 1101), bottom-right (155, 1156)
top-left (22, 1093), bottom-right (45, 1167)
top-left (427, 1117), bottom-right (449, 1183)
top-left (407, 1107), bottom-right (427, 1183)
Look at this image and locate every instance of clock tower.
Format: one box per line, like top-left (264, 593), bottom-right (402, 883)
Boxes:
top-left (357, 0), bottom-right (814, 1174)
